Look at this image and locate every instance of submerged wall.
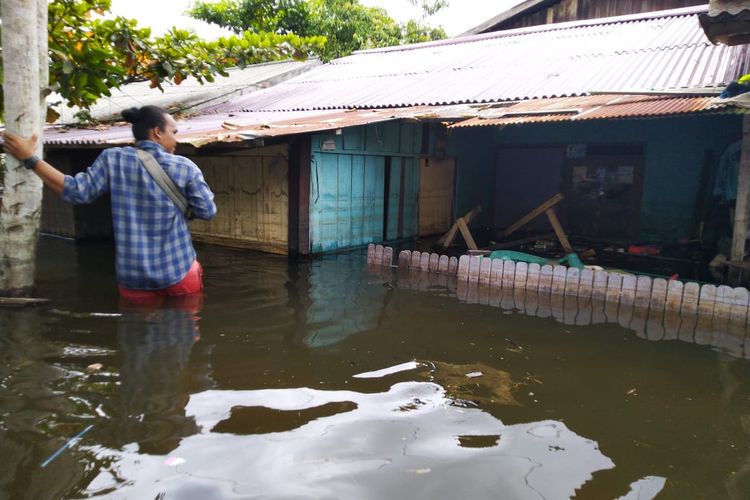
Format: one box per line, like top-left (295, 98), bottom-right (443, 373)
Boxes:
top-left (309, 121), bottom-right (423, 253)
top-left (448, 114), bottom-right (741, 243)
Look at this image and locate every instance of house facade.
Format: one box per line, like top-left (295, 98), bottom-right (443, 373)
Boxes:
top-left (42, 6), bottom-right (750, 275)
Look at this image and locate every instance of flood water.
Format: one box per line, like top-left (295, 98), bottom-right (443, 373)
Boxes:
top-left (1, 238), bottom-right (750, 499)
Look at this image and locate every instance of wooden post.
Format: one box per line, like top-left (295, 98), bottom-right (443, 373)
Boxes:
top-left (731, 115), bottom-right (750, 262)
top-left (545, 209), bottom-right (573, 254)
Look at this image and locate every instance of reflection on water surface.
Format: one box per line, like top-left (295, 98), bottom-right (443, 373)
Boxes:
top-left (0, 239), bottom-right (749, 499)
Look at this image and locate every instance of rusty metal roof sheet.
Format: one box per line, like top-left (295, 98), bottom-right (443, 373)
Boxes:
top-left (449, 94), bottom-right (744, 127)
top-left (44, 95), bottom-right (744, 148)
top-left (44, 107), bottom-right (455, 148)
top-left (203, 6), bottom-right (747, 113)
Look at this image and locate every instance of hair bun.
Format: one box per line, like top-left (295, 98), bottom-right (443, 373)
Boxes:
top-left (121, 107), bottom-right (140, 124)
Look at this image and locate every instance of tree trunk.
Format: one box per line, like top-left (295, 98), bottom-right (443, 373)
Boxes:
top-left (0, 0), bottom-right (43, 296)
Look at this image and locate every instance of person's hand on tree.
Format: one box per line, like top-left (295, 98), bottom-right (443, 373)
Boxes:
top-left (2, 132), bottom-right (38, 161)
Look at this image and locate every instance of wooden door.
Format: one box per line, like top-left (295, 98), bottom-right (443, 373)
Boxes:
top-left (419, 157), bottom-right (455, 236)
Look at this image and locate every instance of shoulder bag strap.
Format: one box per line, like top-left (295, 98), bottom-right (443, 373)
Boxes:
top-left (136, 149), bottom-right (192, 218)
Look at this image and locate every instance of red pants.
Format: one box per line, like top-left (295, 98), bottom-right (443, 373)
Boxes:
top-left (118, 261), bottom-right (204, 311)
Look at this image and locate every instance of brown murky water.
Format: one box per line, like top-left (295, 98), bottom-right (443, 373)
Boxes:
top-left (1, 238), bottom-right (750, 499)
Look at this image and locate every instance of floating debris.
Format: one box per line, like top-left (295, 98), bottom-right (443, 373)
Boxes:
top-left (86, 363), bottom-right (103, 373)
top-left (353, 361), bottom-right (423, 379)
top-left (40, 424), bottom-right (94, 468)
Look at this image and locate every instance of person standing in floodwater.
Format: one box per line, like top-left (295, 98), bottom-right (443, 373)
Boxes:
top-left (2, 105), bottom-right (217, 301)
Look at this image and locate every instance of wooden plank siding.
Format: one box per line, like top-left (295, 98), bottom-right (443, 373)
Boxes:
top-left (190, 144), bottom-right (289, 254)
top-left (310, 121), bottom-right (424, 253)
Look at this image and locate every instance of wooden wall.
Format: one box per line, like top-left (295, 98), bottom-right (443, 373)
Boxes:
top-left (494, 0), bottom-right (706, 31)
top-left (190, 144), bottom-right (289, 254)
top-left (309, 121), bottom-right (424, 253)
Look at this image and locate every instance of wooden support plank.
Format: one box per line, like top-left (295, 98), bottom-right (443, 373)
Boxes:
top-left (714, 285), bottom-right (733, 323)
top-left (646, 307), bottom-right (665, 341)
top-left (665, 280), bottom-right (684, 313)
top-left (468, 255), bottom-right (482, 284)
top-left (681, 282), bottom-right (700, 315)
top-left (514, 261), bottom-right (528, 290)
top-left (383, 247), bottom-right (393, 267)
top-left (448, 256), bottom-right (459, 275)
top-left (479, 257), bottom-right (492, 285)
top-left (438, 255), bottom-right (450, 274)
top-left (367, 243), bottom-right (375, 264)
top-left (526, 263), bottom-right (541, 293)
top-left (729, 287), bottom-right (749, 325)
top-left (564, 267), bottom-right (580, 296)
top-left (698, 284), bottom-right (717, 319)
top-left (634, 276), bottom-right (653, 309)
top-left (410, 250), bottom-right (421, 270)
top-left (439, 205), bottom-right (482, 247)
top-left (592, 270), bottom-right (609, 301)
top-left (551, 265), bottom-right (567, 295)
top-left (620, 274), bottom-right (637, 306)
top-left (545, 208), bottom-right (573, 254)
top-left (578, 269), bottom-right (594, 299)
top-left (502, 260), bottom-right (516, 288)
top-left (490, 259), bottom-right (504, 287)
top-left (457, 218), bottom-right (478, 251)
top-left (538, 264), bottom-right (554, 293)
top-left (605, 273), bottom-right (623, 303)
top-left (731, 115), bottom-right (750, 262)
top-left (503, 193), bottom-right (564, 237)
top-left (398, 250), bottom-right (411, 271)
top-left (457, 255), bottom-right (471, 282)
top-left (650, 278), bottom-right (668, 313)
top-left (420, 252), bottom-right (431, 272)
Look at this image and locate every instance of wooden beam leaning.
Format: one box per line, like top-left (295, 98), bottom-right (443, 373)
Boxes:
top-left (456, 218), bottom-right (478, 251)
top-left (545, 208), bottom-right (573, 254)
top-left (439, 206), bottom-right (482, 248)
top-left (503, 193), bottom-right (564, 237)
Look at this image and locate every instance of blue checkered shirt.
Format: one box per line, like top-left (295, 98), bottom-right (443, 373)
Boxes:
top-left (62, 141), bottom-right (216, 290)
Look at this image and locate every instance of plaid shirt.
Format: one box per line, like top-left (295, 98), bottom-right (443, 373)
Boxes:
top-left (62, 141), bottom-right (216, 290)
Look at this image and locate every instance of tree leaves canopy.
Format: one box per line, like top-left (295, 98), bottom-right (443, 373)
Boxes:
top-left (188, 0), bottom-right (447, 60)
top-left (1, 0), bottom-right (326, 120)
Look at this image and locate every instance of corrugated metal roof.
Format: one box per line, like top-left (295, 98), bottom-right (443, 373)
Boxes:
top-left (203, 5), bottom-right (747, 113)
top-left (44, 94), bottom-right (743, 148)
top-left (53, 59), bottom-right (320, 125)
top-left (449, 94), bottom-right (744, 127)
top-left (44, 107), bottom-right (456, 148)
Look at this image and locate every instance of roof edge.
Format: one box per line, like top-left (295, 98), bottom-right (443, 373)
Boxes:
top-left (352, 4), bottom-right (710, 56)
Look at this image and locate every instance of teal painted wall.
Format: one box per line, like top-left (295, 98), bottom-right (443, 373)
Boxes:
top-left (310, 122), bottom-right (422, 253)
top-left (448, 115), bottom-right (741, 243)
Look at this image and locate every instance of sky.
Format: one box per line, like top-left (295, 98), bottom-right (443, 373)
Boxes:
top-left (109, 0), bottom-right (524, 39)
